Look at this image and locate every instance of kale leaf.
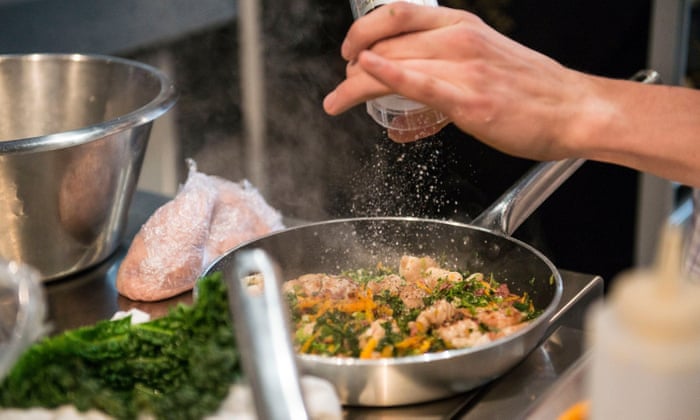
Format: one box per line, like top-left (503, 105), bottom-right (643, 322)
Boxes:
top-left (0, 272), bottom-right (240, 420)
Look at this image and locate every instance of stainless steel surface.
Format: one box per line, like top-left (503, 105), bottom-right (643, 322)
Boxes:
top-left (40, 191), bottom-right (604, 418)
top-left (0, 54), bottom-right (176, 281)
top-left (239, 0), bottom-right (268, 193)
top-left (225, 249), bottom-right (309, 419)
top-left (522, 352), bottom-right (591, 420)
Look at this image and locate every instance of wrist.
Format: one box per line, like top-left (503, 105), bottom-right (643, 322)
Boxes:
top-left (560, 73), bottom-right (624, 162)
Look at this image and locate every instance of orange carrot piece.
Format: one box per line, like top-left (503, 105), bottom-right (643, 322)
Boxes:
top-left (360, 337), bottom-right (378, 359)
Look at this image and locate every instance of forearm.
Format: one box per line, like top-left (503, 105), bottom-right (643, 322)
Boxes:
top-left (571, 75), bottom-right (700, 187)
top-left (323, 2), bottom-right (700, 187)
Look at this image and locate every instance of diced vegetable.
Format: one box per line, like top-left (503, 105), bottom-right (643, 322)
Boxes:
top-left (287, 256), bottom-right (540, 358)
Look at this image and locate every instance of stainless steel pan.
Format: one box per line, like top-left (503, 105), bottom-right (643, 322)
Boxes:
top-left (207, 159), bottom-right (575, 408)
top-left (208, 70), bottom-right (661, 410)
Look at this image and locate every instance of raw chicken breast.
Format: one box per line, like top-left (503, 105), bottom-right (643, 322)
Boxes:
top-left (116, 160), bottom-right (284, 302)
top-left (204, 177), bottom-right (285, 265)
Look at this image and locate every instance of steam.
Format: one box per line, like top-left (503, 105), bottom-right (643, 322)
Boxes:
top-left (346, 133), bottom-right (477, 222)
top-left (131, 0), bottom-right (479, 224)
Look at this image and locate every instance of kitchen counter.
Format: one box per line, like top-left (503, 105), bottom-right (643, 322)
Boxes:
top-left (43, 190), bottom-right (603, 419)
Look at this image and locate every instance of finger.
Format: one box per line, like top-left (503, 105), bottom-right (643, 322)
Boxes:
top-left (355, 50), bottom-right (466, 115)
top-left (326, 53), bottom-right (469, 116)
top-left (345, 59), bottom-right (363, 78)
top-left (342, 3), bottom-right (476, 60)
top-left (347, 29), bottom-right (443, 77)
top-left (323, 71), bottom-right (393, 115)
top-left (367, 28), bottom-right (443, 61)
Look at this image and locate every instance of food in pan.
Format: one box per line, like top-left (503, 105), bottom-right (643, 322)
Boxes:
top-left (283, 255), bottom-right (539, 358)
top-left (117, 159), bottom-right (284, 302)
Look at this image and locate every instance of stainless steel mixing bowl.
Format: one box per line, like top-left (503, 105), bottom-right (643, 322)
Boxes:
top-left (0, 53), bottom-right (177, 281)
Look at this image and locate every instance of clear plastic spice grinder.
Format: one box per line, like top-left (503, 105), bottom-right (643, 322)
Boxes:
top-left (348, 0), bottom-right (448, 141)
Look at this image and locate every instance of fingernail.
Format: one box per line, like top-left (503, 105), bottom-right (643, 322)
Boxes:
top-left (323, 91), bottom-right (336, 113)
top-left (341, 40), bottom-right (351, 60)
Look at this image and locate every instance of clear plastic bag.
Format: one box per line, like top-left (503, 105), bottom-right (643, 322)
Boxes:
top-left (116, 159), bottom-right (285, 302)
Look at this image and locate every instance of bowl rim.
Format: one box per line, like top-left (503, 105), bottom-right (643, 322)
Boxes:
top-left (0, 53), bottom-right (178, 154)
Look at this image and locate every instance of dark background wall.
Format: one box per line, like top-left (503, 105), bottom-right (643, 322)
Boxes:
top-left (497, 1), bottom-right (652, 282)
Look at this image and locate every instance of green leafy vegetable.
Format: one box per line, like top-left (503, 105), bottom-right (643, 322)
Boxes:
top-left (0, 272), bottom-right (240, 420)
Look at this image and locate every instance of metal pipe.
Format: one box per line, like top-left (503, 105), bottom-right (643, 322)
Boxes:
top-left (239, 0), bottom-right (267, 194)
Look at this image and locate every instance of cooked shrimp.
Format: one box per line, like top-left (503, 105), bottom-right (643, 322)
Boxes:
top-left (475, 306), bottom-right (524, 330)
top-left (423, 267), bottom-right (463, 288)
top-left (399, 255), bottom-right (438, 283)
top-left (399, 256), bottom-right (462, 290)
top-left (398, 283), bottom-right (430, 309)
top-left (366, 274), bottom-right (405, 296)
top-left (437, 319), bottom-right (492, 348)
top-left (415, 299), bottom-right (458, 328)
top-left (283, 274), bottom-right (360, 300)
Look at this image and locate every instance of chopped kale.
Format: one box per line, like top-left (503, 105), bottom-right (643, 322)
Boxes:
top-left (0, 272), bottom-right (240, 420)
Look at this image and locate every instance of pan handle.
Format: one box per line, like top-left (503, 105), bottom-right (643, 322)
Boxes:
top-left (472, 69), bottom-right (662, 236)
top-left (471, 159), bottom-right (585, 236)
top-left (224, 248), bottom-right (309, 420)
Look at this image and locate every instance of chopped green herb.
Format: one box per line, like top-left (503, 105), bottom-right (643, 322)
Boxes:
top-left (288, 257), bottom-right (540, 359)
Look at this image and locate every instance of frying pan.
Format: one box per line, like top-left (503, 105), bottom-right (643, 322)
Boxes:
top-left (206, 70), bottom-right (661, 411)
top-left (207, 159), bottom-right (573, 408)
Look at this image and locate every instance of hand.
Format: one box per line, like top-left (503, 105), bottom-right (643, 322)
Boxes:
top-left (323, 2), bottom-right (586, 160)
top-left (323, 2), bottom-right (700, 188)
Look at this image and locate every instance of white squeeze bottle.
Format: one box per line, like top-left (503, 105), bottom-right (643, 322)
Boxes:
top-left (348, 0), bottom-right (449, 141)
top-left (586, 223), bottom-right (700, 419)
